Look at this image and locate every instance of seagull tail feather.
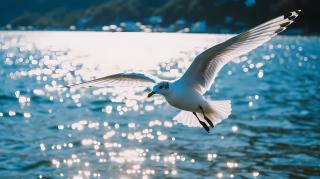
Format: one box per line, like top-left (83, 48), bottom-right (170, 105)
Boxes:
top-left (205, 100), bottom-right (232, 125)
top-left (173, 110), bottom-right (202, 127)
top-left (172, 100), bottom-right (231, 128)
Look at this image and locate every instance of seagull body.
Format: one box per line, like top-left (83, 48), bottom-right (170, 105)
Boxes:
top-left (171, 81), bottom-right (205, 111)
top-left (159, 79), bottom-right (208, 113)
top-left (67, 10), bottom-right (301, 133)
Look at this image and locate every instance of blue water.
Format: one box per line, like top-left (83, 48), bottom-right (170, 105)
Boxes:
top-left (0, 32), bottom-right (319, 179)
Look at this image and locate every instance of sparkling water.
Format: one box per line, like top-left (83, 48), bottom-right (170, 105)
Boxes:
top-left (0, 32), bottom-right (319, 178)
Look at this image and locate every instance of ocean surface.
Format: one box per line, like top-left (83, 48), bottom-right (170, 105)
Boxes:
top-left (0, 31), bottom-right (319, 179)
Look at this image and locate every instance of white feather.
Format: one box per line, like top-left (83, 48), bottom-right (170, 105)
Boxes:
top-left (173, 100), bottom-right (231, 128)
top-left (181, 10), bottom-right (301, 94)
top-left (66, 72), bottom-right (161, 88)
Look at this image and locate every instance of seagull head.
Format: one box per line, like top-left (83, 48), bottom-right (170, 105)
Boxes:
top-left (147, 81), bottom-right (170, 98)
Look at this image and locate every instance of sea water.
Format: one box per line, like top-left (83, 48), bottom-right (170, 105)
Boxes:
top-left (0, 31), bottom-right (319, 178)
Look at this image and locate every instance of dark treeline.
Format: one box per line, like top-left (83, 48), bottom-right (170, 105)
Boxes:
top-left (1, 0), bottom-right (319, 33)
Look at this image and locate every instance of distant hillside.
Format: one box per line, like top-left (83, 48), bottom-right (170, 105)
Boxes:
top-left (1, 0), bottom-right (319, 33)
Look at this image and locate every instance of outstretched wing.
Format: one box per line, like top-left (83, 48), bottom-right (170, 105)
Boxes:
top-left (66, 72), bottom-right (161, 88)
top-left (181, 10), bottom-right (301, 94)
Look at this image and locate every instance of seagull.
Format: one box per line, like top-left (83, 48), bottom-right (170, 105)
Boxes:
top-left (66, 10), bottom-right (300, 133)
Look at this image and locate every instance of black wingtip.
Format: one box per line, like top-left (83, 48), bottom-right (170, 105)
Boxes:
top-left (284, 12), bottom-right (292, 19)
top-left (295, 10), bottom-right (301, 14)
top-left (288, 16), bottom-right (297, 20)
top-left (275, 28), bottom-right (284, 34)
top-left (280, 22), bottom-right (291, 27)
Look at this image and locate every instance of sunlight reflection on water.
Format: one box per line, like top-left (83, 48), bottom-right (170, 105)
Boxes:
top-left (0, 31), bottom-right (319, 178)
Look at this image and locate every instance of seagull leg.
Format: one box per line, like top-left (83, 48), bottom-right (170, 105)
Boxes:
top-left (199, 106), bottom-right (214, 128)
top-left (193, 112), bottom-right (210, 133)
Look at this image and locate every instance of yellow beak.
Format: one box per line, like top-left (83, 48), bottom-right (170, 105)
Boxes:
top-left (147, 91), bottom-right (156, 98)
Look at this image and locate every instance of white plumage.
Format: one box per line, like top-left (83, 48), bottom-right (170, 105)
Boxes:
top-left (182, 10), bottom-right (300, 94)
top-left (66, 10), bottom-right (300, 133)
top-left (67, 72), bottom-right (160, 88)
top-left (173, 100), bottom-right (231, 127)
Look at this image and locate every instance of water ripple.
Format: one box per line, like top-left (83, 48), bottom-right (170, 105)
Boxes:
top-left (0, 32), bottom-right (319, 178)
